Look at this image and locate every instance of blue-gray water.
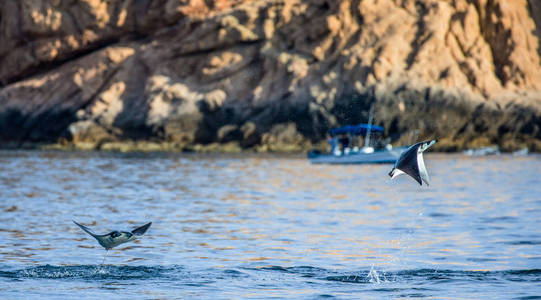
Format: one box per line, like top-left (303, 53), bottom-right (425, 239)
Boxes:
top-left (0, 150), bottom-right (540, 299)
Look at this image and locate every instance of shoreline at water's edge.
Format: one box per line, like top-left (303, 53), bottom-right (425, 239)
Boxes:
top-left (0, 140), bottom-right (536, 154)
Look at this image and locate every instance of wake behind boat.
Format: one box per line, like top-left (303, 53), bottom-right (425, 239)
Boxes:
top-left (308, 124), bottom-right (407, 164)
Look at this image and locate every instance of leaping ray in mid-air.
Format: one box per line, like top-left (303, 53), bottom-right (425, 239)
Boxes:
top-left (73, 221), bottom-right (152, 264)
top-left (389, 140), bottom-right (437, 186)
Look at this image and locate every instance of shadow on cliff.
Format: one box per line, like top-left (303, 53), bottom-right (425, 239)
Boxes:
top-left (0, 108), bottom-right (77, 147)
top-left (194, 98), bottom-right (330, 149)
top-left (193, 90), bottom-right (386, 150)
top-left (110, 57), bottom-right (154, 142)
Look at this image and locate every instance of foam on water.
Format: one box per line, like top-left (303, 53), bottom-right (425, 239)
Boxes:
top-left (0, 265), bottom-right (177, 280)
top-left (2, 264), bottom-right (540, 281)
top-left (0, 264), bottom-right (540, 298)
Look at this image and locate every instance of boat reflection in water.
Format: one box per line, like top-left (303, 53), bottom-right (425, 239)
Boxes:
top-left (308, 123), bottom-right (407, 164)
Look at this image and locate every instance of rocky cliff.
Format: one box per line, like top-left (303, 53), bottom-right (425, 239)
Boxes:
top-left (1, 0), bottom-right (540, 152)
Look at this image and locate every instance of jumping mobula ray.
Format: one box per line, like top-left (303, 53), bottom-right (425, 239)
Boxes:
top-left (73, 221), bottom-right (152, 263)
top-left (389, 140), bottom-right (437, 186)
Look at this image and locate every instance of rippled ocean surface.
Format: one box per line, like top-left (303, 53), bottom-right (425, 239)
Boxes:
top-left (0, 150), bottom-right (540, 299)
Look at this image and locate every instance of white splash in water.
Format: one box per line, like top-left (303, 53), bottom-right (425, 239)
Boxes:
top-left (93, 266), bottom-right (109, 275)
top-left (366, 265), bottom-right (381, 283)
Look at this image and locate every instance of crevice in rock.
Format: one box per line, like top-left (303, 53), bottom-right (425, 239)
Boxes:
top-left (171, 39), bottom-right (264, 59)
top-left (526, 0), bottom-right (541, 59)
top-left (2, 39), bottom-right (110, 86)
top-left (65, 5), bottom-right (84, 35)
top-left (474, 0), bottom-right (512, 86)
top-left (81, 66), bottom-right (123, 115)
top-left (406, 1), bottom-right (431, 69)
top-left (112, 56), bottom-right (153, 140)
top-left (2, 36), bottom-right (130, 87)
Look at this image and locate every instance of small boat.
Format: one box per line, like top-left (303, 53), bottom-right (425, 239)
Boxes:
top-left (308, 124), bottom-right (407, 164)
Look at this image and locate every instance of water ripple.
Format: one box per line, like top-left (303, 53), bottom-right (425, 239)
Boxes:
top-left (0, 151), bottom-right (540, 299)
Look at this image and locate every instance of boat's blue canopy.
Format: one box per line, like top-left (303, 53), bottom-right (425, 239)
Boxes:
top-left (330, 124), bottom-right (384, 136)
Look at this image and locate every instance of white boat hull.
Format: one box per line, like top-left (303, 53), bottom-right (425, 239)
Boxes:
top-left (308, 148), bottom-right (407, 164)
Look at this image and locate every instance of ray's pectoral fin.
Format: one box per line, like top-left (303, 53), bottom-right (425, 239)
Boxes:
top-left (402, 165), bottom-right (423, 185)
top-left (73, 220), bottom-right (99, 238)
top-left (417, 151), bottom-right (430, 186)
top-left (132, 222), bottom-right (152, 236)
top-left (395, 151), bottom-right (422, 185)
top-left (389, 168), bottom-right (405, 179)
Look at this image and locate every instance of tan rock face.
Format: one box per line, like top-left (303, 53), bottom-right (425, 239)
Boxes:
top-left (0, 0), bottom-right (540, 151)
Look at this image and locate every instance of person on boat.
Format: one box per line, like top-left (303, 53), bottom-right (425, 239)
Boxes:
top-left (327, 134), bottom-right (338, 154)
top-left (339, 133), bottom-right (350, 153)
